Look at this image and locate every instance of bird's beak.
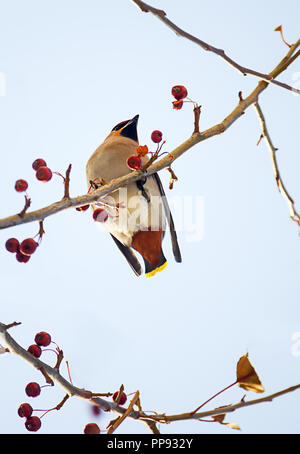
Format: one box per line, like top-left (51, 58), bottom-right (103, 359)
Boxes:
top-left (124, 114), bottom-right (139, 129)
top-left (114, 115), bottom-right (139, 142)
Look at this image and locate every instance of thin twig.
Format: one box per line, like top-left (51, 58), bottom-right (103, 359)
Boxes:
top-left (254, 102), bottom-right (300, 225)
top-left (107, 391), bottom-right (140, 434)
top-left (1, 321), bottom-right (300, 429)
top-left (63, 164), bottom-right (72, 199)
top-left (193, 105), bottom-right (201, 134)
top-left (131, 0), bottom-right (300, 94)
top-left (166, 167), bottom-right (178, 190)
top-left (18, 196), bottom-right (31, 218)
top-left (0, 40), bottom-right (299, 232)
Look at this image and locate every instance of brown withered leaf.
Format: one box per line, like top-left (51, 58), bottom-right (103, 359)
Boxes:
top-left (225, 422), bottom-right (241, 430)
top-left (212, 413), bottom-right (241, 430)
top-left (274, 25), bottom-right (282, 32)
top-left (236, 352), bottom-right (265, 393)
top-left (212, 413), bottom-right (226, 423)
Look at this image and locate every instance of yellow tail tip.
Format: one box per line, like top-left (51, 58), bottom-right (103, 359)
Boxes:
top-left (146, 261), bottom-right (168, 278)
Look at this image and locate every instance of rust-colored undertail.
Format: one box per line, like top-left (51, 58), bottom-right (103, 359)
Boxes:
top-left (131, 229), bottom-right (167, 277)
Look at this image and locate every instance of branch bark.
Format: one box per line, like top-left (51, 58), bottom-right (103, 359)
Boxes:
top-left (1, 321), bottom-right (300, 432)
top-left (131, 0), bottom-right (300, 94)
top-left (0, 39), bottom-right (299, 232)
top-left (254, 102), bottom-right (300, 225)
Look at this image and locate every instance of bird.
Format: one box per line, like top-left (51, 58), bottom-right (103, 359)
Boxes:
top-left (86, 114), bottom-right (181, 277)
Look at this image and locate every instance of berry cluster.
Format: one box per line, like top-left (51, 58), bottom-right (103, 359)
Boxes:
top-left (14, 158), bottom-right (52, 196)
top-left (32, 158), bottom-right (52, 182)
top-left (83, 390), bottom-right (127, 434)
top-left (7, 158), bottom-right (56, 263)
top-left (17, 331), bottom-right (53, 432)
top-left (5, 237), bottom-right (39, 263)
top-left (126, 130), bottom-right (165, 171)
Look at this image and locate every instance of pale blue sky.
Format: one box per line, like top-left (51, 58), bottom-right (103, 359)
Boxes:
top-left (0, 0), bottom-right (299, 434)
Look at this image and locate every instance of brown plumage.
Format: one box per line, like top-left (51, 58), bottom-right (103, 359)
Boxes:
top-left (86, 114), bottom-right (181, 277)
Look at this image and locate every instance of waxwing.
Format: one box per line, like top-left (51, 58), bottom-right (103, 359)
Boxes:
top-left (86, 114), bottom-right (181, 277)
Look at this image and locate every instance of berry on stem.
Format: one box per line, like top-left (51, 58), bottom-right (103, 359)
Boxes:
top-left (172, 85), bottom-right (188, 100)
top-left (5, 238), bottom-right (19, 253)
top-left (35, 331), bottom-right (51, 347)
top-left (16, 252), bottom-right (31, 263)
top-left (93, 208), bottom-right (108, 223)
top-left (25, 416), bottom-right (41, 432)
top-left (27, 344), bottom-right (42, 358)
top-left (18, 403), bottom-right (33, 418)
top-left (84, 423), bottom-right (100, 434)
top-left (113, 391), bottom-right (127, 406)
top-left (91, 405), bottom-right (102, 417)
top-left (126, 155), bottom-right (142, 170)
top-left (151, 130), bottom-right (163, 143)
top-left (32, 158), bottom-right (47, 171)
top-left (36, 166), bottom-right (52, 182)
top-left (15, 179), bottom-right (28, 192)
top-left (19, 238), bottom-right (38, 256)
top-left (25, 382), bottom-right (41, 398)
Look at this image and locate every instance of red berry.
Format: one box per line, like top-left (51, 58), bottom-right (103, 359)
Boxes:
top-left (32, 158), bottom-right (47, 171)
top-left (15, 179), bottom-right (28, 192)
top-left (113, 391), bottom-right (127, 406)
top-left (91, 405), bottom-right (102, 417)
top-left (16, 252), bottom-right (31, 263)
top-left (151, 130), bottom-right (163, 143)
top-left (34, 331), bottom-right (51, 347)
top-left (171, 85), bottom-right (188, 100)
top-left (84, 423), bottom-right (100, 434)
top-left (25, 382), bottom-right (41, 398)
top-left (172, 100), bottom-right (183, 110)
top-left (76, 205), bottom-right (90, 212)
top-left (27, 344), bottom-right (42, 358)
top-left (5, 238), bottom-right (19, 253)
top-left (36, 166), bottom-right (52, 182)
top-left (18, 403), bottom-right (33, 418)
top-left (93, 208), bottom-right (108, 223)
top-left (19, 238), bottom-right (38, 256)
top-left (126, 155), bottom-right (142, 170)
top-left (25, 416), bottom-right (41, 432)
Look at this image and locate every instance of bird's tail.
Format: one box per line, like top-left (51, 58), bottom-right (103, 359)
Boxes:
top-left (144, 250), bottom-right (168, 278)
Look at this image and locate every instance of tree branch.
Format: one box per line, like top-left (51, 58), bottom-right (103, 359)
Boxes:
top-left (131, 0), bottom-right (300, 94)
top-left (1, 321), bottom-right (299, 432)
top-left (254, 102), bottom-right (300, 225)
top-left (0, 35), bottom-right (299, 233)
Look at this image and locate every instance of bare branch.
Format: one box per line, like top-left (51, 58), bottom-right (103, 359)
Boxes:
top-left (0, 38), bottom-right (298, 233)
top-left (131, 0), bottom-right (300, 94)
top-left (254, 102), bottom-right (300, 225)
top-left (1, 321), bottom-right (300, 431)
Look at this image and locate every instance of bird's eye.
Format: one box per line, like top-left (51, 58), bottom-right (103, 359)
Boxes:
top-left (111, 120), bottom-right (128, 132)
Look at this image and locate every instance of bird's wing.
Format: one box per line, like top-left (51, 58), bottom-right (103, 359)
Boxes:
top-left (110, 234), bottom-right (142, 276)
top-left (152, 173), bottom-right (182, 263)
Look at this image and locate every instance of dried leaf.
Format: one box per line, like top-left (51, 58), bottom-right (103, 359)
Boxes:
top-left (225, 422), bottom-right (241, 430)
top-left (274, 25), bottom-right (282, 32)
top-left (212, 413), bottom-right (226, 423)
top-left (212, 413), bottom-right (241, 430)
top-left (236, 352), bottom-right (265, 393)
